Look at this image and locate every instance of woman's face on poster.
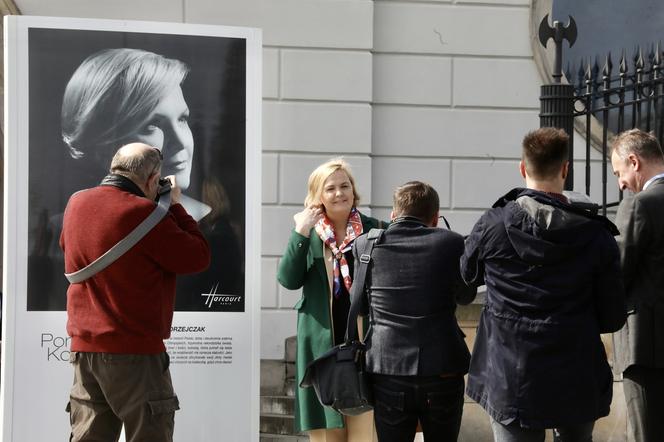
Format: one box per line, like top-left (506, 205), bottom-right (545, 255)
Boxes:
top-left (132, 85), bottom-right (194, 189)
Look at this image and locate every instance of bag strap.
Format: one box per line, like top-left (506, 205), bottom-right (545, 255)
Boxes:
top-left (64, 189), bottom-right (171, 284)
top-left (345, 228), bottom-right (384, 344)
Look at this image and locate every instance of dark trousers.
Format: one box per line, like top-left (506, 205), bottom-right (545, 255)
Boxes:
top-left (490, 418), bottom-right (594, 442)
top-left (67, 352), bottom-right (180, 442)
top-left (371, 373), bottom-right (464, 442)
top-left (623, 365), bottom-right (664, 442)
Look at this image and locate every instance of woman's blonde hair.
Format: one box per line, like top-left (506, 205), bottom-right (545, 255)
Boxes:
top-left (304, 157), bottom-right (360, 208)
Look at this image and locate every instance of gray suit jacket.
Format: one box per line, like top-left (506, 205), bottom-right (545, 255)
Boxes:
top-left (613, 178), bottom-right (664, 373)
top-left (354, 217), bottom-right (476, 376)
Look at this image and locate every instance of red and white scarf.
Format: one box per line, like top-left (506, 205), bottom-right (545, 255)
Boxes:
top-left (315, 208), bottom-right (363, 298)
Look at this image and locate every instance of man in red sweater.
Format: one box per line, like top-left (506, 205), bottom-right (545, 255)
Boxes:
top-left (60, 142), bottom-right (211, 441)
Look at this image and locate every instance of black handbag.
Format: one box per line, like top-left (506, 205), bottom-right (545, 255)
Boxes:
top-left (300, 228), bottom-right (383, 416)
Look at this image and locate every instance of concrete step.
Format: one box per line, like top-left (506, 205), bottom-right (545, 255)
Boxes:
top-left (261, 359), bottom-right (286, 396)
top-left (260, 413), bottom-right (296, 436)
top-left (261, 395), bottom-right (295, 416)
top-left (285, 336), bottom-right (297, 363)
top-left (260, 434), bottom-right (309, 442)
top-left (285, 378), bottom-right (296, 397)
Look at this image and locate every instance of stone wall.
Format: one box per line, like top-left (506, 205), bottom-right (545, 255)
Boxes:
top-left (13, 0), bottom-right (619, 360)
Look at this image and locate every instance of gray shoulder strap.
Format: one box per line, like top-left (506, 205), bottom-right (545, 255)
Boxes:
top-left (64, 191), bottom-right (171, 284)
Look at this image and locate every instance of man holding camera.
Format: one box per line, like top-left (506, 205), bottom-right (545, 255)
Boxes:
top-left (60, 142), bottom-right (210, 441)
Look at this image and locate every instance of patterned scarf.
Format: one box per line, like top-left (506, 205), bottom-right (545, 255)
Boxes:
top-left (315, 208), bottom-right (363, 298)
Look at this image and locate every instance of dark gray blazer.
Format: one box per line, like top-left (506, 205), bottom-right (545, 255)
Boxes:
top-left (613, 178), bottom-right (664, 373)
top-left (353, 217), bottom-right (476, 377)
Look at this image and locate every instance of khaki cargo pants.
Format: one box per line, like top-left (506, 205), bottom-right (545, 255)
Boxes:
top-left (67, 352), bottom-right (180, 442)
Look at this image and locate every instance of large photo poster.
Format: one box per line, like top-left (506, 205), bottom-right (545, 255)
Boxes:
top-left (2, 16), bottom-right (261, 441)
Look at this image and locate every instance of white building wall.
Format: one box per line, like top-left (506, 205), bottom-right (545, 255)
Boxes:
top-left (14, 0), bottom-right (619, 360)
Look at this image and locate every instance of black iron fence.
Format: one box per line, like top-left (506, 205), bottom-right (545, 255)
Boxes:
top-left (538, 15), bottom-right (664, 215)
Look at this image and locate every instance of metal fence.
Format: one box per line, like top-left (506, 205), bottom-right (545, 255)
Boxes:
top-left (538, 15), bottom-right (664, 215)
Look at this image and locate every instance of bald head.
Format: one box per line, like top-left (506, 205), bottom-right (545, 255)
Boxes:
top-left (110, 143), bottom-right (162, 183)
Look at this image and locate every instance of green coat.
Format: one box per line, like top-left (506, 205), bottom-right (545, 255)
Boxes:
top-left (277, 212), bottom-right (384, 433)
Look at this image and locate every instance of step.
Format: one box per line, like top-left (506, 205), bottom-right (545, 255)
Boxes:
top-left (260, 434), bottom-right (309, 442)
top-left (261, 395), bottom-right (295, 416)
top-left (285, 336), bottom-right (297, 363)
top-left (260, 413), bottom-right (296, 436)
top-left (283, 377), bottom-right (296, 397)
top-left (261, 359), bottom-right (286, 396)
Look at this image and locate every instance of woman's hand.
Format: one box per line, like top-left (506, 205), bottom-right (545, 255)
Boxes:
top-left (294, 205), bottom-right (323, 237)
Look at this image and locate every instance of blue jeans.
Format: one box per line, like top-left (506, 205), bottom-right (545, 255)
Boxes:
top-left (490, 417), bottom-right (594, 442)
top-left (371, 374), bottom-right (464, 442)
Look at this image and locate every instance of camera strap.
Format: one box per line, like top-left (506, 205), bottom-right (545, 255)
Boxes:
top-left (64, 189), bottom-right (171, 284)
top-left (344, 227), bottom-right (384, 344)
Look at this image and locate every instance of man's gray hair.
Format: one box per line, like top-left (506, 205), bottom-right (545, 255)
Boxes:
top-left (612, 129), bottom-right (664, 163)
top-left (110, 146), bottom-right (161, 182)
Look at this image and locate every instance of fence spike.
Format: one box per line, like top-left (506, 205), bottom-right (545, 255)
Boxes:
top-left (636, 47), bottom-right (645, 69)
top-left (655, 41), bottom-right (662, 66)
top-left (620, 50), bottom-right (628, 75)
top-left (578, 59), bottom-right (587, 87)
top-left (603, 52), bottom-right (613, 77)
top-left (585, 57), bottom-right (593, 82)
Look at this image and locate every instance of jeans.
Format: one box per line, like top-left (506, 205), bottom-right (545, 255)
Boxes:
top-left (490, 418), bottom-right (594, 442)
top-left (371, 373), bottom-right (464, 442)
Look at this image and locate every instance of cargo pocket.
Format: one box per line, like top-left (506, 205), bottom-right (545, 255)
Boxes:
top-left (146, 396), bottom-right (179, 440)
top-left (148, 396), bottom-right (180, 415)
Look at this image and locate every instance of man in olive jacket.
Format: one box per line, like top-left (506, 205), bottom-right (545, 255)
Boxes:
top-left (610, 129), bottom-right (664, 442)
top-left (461, 128), bottom-right (626, 441)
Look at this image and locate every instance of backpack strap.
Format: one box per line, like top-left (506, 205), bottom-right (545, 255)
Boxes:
top-left (345, 228), bottom-right (384, 344)
top-left (64, 188), bottom-right (171, 284)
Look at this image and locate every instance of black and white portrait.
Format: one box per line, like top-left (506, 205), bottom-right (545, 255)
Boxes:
top-left (27, 28), bottom-right (246, 312)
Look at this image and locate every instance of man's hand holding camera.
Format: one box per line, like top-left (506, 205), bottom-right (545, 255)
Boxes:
top-left (160, 175), bottom-right (181, 206)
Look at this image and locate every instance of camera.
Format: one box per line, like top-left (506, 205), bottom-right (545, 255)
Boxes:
top-left (157, 177), bottom-right (172, 196)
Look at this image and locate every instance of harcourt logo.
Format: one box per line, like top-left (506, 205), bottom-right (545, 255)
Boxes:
top-left (201, 283), bottom-right (244, 311)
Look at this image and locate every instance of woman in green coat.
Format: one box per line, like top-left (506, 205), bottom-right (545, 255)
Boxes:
top-left (277, 158), bottom-right (384, 441)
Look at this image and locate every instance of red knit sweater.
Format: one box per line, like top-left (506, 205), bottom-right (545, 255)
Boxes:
top-left (60, 186), bottom-right (211, 353)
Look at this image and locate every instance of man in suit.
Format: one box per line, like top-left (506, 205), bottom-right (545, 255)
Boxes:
top-left (352, 181), bottom-right (476, 442)
top-left (610, 129), bottom-right (664, 442)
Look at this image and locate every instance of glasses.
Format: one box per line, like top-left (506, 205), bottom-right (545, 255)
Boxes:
top-left (152, 148), bottom-right (163, 160)
top-left (438, 215), bottom-right (451, 230)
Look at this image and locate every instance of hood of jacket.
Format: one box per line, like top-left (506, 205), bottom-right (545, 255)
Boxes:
top-left (493, 188), bottom-right (618, 266)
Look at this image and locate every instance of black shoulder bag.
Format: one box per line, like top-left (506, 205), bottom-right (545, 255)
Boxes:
top-left (300, 228), bottom-right (384, 416)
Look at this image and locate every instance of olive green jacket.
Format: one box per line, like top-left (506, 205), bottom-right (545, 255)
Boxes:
top-left (277, 212), bottom-right (384, 433)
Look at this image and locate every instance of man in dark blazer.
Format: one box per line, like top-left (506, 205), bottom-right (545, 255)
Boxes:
top-left (352, 181), bottom-right (476, 442)
top-left (611, 129), bottom-right (664, 442)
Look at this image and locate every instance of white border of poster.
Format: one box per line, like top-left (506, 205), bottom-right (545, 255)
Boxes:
top-left (2, 15), bottom-right (261, 442)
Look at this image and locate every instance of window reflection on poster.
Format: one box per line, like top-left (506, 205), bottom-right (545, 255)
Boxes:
top-left (27, 28), bottom-right (246, 312)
